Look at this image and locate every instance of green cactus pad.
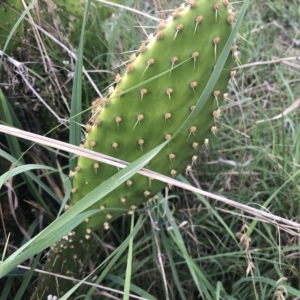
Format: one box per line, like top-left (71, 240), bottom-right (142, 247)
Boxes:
top-left (34, 0), bottom-right (238, 298)
top-left (72, 0), bottom-right (235, 232)
top-left (53, 0), bottom-right (84, 17)
top-left (0, 0), bottom-right (24, 56)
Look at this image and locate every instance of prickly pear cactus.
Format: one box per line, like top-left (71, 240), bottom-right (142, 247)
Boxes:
top-left (33, 0), bottom-right (239, 298)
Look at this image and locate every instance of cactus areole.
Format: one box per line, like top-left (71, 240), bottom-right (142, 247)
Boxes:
top-left (34, 0), bottom-right (239, 298)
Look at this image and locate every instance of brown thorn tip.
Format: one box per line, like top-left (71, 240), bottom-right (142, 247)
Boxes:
top-left (196, 15), bottom-right (203, 24)
top-left (170, 169), bottom-right (177, 177)
top-left (174, 24), bottom-right (184, 40)
top-left (177, 24), bottom-right (184, 31)
top-left (165, 113), bottom-right (172, 120)
top-left (214, 90), bottom-right (221, 97)
top-left (189, 0), bottom-right (196, 8)
top-left (126, 64), bottom-right (134, 73)
top-left (94, 119), bottom-right (101, 126)
top-left (231, 45), bottom-right (238, 52)
top-left (194, 16), bottom-right (203, 35)
top-left (190, 81), bottom-right (197, 92)
top-left (166, 88), bottom-right (173, 98)
top-left (156, 31), bottom-right (164, 39)
top-left (158, 21), bottom-right (166, 30)
top-left (190, 126), bottom-right (197, 133)
top-left (139, 43), bottom-right (147, 53)
top-left (169, 153), bottom-right (176, 161)
top-left (204, 138), bottom-right (209, 149)
top-left (138, 114), bottom-right (144, 121)
top-left (85, 124), bottom-right (91, 131)
top-left (214, 3), bottom-right (220, 11)
top-left (165, 134), bottom-right (172, 140)
top-left (92, 98), bottom-right (101, 105)
top-left (130, 54), bottom-right (136, 62)
top-left (172, 9), bottom-right (180, 19)
top-left (211, 126), bottom-right (217, 136)
top-left (115, 116), bottom-right (122, 123)
top-left (186, 165), bottom-right (192, 175)
top-left (140, 88), bottom-right (148, 99)
top-left (213, 109), bottom-right (221, 120)
top-left (227, 15), bottom-right (234, 24)
top-left (171, 56), bottom-right (178, 64)
top-left (142, 58), bottom-right (155, 75)
top-left (148, 58), bottom-right (155, 65)
top-left (214, 37), bottom-right (220, 44)
top-left (192, 52), bottom-right (199, 58)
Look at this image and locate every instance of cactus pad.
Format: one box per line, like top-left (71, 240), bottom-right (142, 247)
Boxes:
top-left (33, 0), bottom-right (239, 298)
top-left (0, 0), bottom-right (24, 56)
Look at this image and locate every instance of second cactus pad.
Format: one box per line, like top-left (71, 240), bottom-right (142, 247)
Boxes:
top-left (72, 0), bottom-right (236, 234)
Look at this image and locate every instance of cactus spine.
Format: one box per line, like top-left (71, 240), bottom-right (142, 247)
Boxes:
top-left (33, 0), bottom-right (239, 298)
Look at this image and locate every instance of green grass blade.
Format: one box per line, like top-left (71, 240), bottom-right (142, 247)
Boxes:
top-left (69, 0), bottom-right (92, 171)
top-left (106, 274), bottom-right (157, 300)
top-left (123, 214), bottom-right (135, 300)
top-left (161, 202), bottom-right (214, 300)
top-left (0, 164), bottom-right (56, 188)
top-left (13, 253), bottom-right (42, 300)
top-left (160, 228), bottom-right (187, 300)
top-left (0, 90), bottom-right (55, 215)
top-left (0, 149), bottom-right (64, 208)
top-left (0, 277), bottom-right (14, 300)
